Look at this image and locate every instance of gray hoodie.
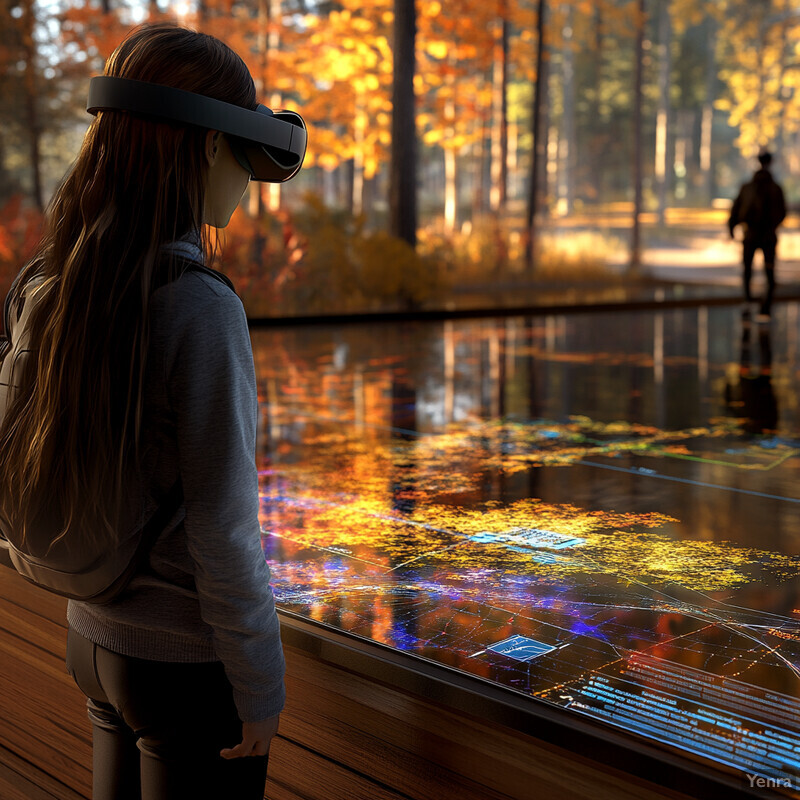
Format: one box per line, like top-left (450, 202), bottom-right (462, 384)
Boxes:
top-left (67, 253), bottom-right (285, 723)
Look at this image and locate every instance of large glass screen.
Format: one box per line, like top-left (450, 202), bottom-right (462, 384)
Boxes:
top-left (253, 304), bottom-right (800, 796)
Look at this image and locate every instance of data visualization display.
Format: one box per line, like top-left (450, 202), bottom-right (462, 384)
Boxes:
top-left (253, 307), bottom-right (800, 795)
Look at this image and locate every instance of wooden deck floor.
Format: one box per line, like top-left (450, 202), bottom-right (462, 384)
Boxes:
top-left (0, 565), bottom-right (705, 800)
top-left (0, 566), bottom-right (90, 799)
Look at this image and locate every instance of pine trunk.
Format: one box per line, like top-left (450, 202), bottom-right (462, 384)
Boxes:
top-left (390, 0), bottom-right (418, 247)
top-left (525, 0), bottom-right (547, 273)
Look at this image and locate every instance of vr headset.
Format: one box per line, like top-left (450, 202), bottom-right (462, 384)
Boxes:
top-left (87, 76), bottom-right (306, 183)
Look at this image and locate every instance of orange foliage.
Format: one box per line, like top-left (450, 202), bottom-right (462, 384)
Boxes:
top-left (211, 205), bottom-right (300, 315)
top-left (59, 3), bottom-right (133, 67)
top-left (0, 195), bottom-right (43, 334)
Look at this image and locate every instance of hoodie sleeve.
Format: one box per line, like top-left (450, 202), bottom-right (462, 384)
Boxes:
top-left (168, 281), bottom-right (285, 722)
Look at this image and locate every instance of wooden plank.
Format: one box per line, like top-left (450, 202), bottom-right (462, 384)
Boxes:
top-left (264, 776), bottom-right (309, 800)
top-left (280, 673), bottom-right (515, 800)
top-left (0, 570), bottom-right (71, 621)
top-left (267, 735), bottom-right (410, 800)
top-left (280, 646), bottom-right (688, 800)
top-left (0, 744), bottom-right (87, 800)
top-left (0, 706), bottom-right (91, 796)
top-left (0, 568), bottom-right (91, 798)
top-left (0, 594), bottom-right (70, 653)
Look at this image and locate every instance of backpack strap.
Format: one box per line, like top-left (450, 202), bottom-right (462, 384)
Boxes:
top-left (0, 276), bottom-right (41, 570)
top-left (0, 276), bottom-right (45, 416)
top-left (0, 538), bottom-right (10, 569)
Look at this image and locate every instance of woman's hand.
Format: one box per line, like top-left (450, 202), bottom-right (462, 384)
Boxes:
top-left (220, 714), bottom-right (281, 759)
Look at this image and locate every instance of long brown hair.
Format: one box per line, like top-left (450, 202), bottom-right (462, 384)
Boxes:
top-left (0, 24), bottom-right (256, 547)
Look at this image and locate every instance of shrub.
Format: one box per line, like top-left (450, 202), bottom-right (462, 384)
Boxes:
top-left (271, 194), bottom-right (450, 315)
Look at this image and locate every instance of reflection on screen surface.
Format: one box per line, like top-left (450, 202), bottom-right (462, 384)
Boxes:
top-left (253, 306), bottom-right (800, 794)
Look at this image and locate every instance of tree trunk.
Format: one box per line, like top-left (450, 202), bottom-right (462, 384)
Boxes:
top-left (525, 0), bottom-right (547, 273)
top-left (673, 109), bottom-right (690, 201)
top-left (630, 0), bottom-right (645, 275)
top-left (776, 0), bottom-right (790, 154)
top-left (547, 123), bottom-right (558, 206)
top-left (21, 0), bottom-right (43, 211)
top-left (352, 95), bottom-right (366, 217)
top-left (699, 18), bottom-right (716, 204)
top-left (591, 3), bottom-right (604, 199)
top-left (266, 0), bottom-right (282, 213)
top-left (473, 118), bottom-right (488, 219)
top-left (654, 0), bottom-right (671, 225)
top-left (0, 130), bottom-right (9, 201)
top-left (444, 95), bottom-right (457, 233)
top-left (490, 2), bottom-right (509, 214)
top-left (558, 2), bottom-right (575, 216)
top-left (390, 0), bottom-right (418, 247)
top-left (249, 0), bottom-right (269, 219)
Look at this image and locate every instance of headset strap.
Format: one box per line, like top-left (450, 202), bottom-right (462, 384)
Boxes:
top-left (87, 76), bottom-right (305, 161)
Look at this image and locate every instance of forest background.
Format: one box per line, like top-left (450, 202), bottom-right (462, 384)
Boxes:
top-left (2, 0), bottom-right (800, 317)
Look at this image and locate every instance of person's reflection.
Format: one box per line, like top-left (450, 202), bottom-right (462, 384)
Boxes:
top-left (725, 316), bottom-right (778, 434)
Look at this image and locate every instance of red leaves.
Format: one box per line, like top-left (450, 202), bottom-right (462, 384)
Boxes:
top-left (0, 194), bottom-right (43, 333)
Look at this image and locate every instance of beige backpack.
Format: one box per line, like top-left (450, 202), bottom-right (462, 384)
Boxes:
top-left (0, 274), bottom-right (181, 603)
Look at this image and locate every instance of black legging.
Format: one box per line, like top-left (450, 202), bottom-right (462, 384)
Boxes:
top-left (743, 235), bottom-right (777, 313)
top-left (66, 627), bottom-right (269, 800)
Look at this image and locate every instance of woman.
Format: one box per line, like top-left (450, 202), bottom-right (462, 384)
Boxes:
top-left (0, 24), bottom-right (285, 800)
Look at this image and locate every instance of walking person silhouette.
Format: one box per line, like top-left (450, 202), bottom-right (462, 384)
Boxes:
top-left (728, 151), bottom-right (787, 321)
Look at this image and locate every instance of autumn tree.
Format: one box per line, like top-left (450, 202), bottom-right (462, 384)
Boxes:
top-left (714, 0), bottom-right (800, 159)
top-left (275, 1), bottom-right (394, 215)
top-left (416, 0), bottom-right (500, 231)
